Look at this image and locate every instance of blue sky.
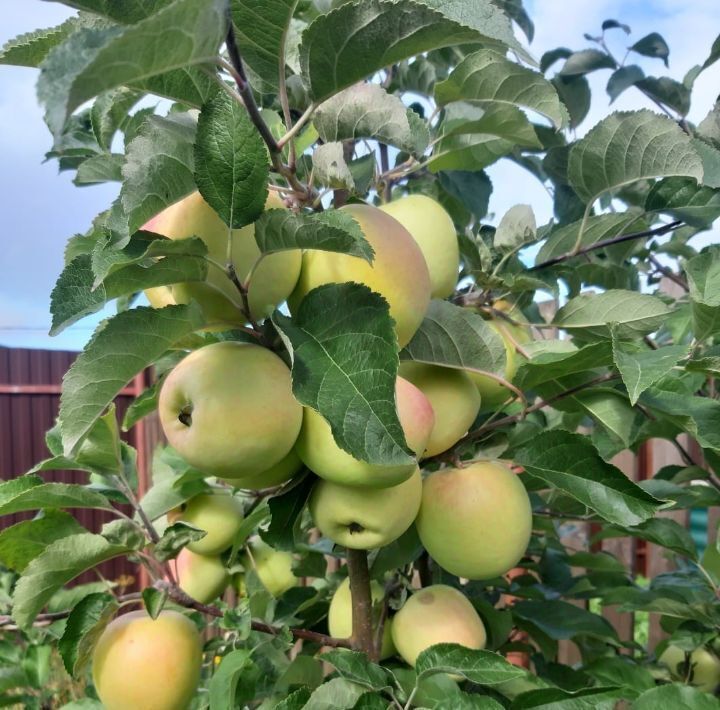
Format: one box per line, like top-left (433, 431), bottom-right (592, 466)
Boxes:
top-left (1, 0), bottom-right (718, 352)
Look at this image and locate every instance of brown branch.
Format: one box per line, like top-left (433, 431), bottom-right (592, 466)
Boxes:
top-left (648, 254), bottom-right (689, 291)
top-left (346, 548), bottom-right (377, 660)
top-left (530, 221), bottom-right (683, 272)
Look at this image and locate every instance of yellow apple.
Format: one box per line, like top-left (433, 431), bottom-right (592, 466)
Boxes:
top-left (392, 585), bottom-right (487, 667)
top-left (158, 342), bottom-right (302, 479)
top-left (309, 468), bottom-right (422, 549)
top-left (659, 645), bottom-right (720, 693)
top-left (173, 547), bottom-right (229, 604)
top-left (398, 361), bottom-right (481, 457)
top-left (92, 610), bottom-right (202, 710)
top-left (416, 461), bottom-right (532, 579)
top-left (142, 191), bottom-right (300, 325)
top-left (167, 491), bottom-right (243, 555)
top-left (380, 195), bottom-right (459, 299)
top-left (296, 377), bottom-right (434, 488)
top-left (328, 577), bottom-right (395, 659)
top-left (221, 448), bottom-right (303, 491)
top-left (289, 203), bottom-right (431, 347)
top-left (242, 540), bottom-right (297, 597)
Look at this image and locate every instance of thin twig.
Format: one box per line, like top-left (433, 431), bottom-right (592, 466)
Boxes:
top-left (648, 254), bottom-right (689, 291)
top-left (346, 548), bottom-right (377, 659)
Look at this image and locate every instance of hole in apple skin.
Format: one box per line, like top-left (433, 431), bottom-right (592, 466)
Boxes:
top-left (178, 405), bottom-right (193, 427)
top-left (347, 522), bottom-right (364, 534)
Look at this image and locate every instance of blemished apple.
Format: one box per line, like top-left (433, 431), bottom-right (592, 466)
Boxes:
top-left (392, 585), bottom-right (487, 667)
top-left (92, 610), bottom-right (202, 710)
top-left (289, 203), bottom-right (431, 347)
top-left (174, 547), bottom-right (229, 604)
top-left (143, 191), bottom-right (301, 325)
top-left (328, 577), bottom-right (395, 659)
top-left (309, 468), bottom-right (422, 549)
top-left (296, 377), bottom-right (434, 488)
top-left (380, 194), bottom-right (459, 299)
top-left (242, 540), bottom-right (297, 597)
top-left (221, 448), bottom-right (303, 491)
top-left (416, 461), bottom-right (532, 579)
top-left (167, 491), bottom-right (243, 555)
top-left (398, 361), bottom-right (481, 457)
top-left (159, 342), bottom-right (302, 479)
top-left (659, 645), bottom-right (720, 693)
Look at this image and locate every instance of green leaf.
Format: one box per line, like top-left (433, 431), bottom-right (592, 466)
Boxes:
top-left (552, 75), bottom-right (591, 129)
top-left (129, 66), bottom-right (220, 108)
top-left (142, 587), bottom-right (168, 619)
top-left (606, 65), bottom-right (644, 102)
top-left (554, 289), bottom-right (670, 339)
top-left (583, 657), bottom-right (654, 695)
top-left (154, 522), bottom-right (207, 562)
top-left (38, 0), bottom-right (226, 138)
top-left (430, 131), bottom-right (512, 172)
top-left (314, 84), bottom-right (429, 155)
top-left (0, 510), bottom-right (86, 573)
top-left (209, 649), bottom-right (256, 710)
top-left (636, 76), bottom-right (691, 117)
top-left (194, 91), bottom-right (269, 229)
top-left (254, 209), bottom-right (373, 261)
top-left (0, 19), bottom-right (77, 68)
top-left (512, 686), bottom-right (629, 709)
top-left (260, 474), bottom-right (314, 551)
top-left (559, 49), bottom-right (616, 76)
top-left (438, 170), bottom-right (492, 220)
top-left (540, 47), bottom-right (571, 74)
top-left (122, 380), bottom-right (161, 431)
top-left (693, 137), bottom-right (720, 188)
top-left (513, 430), bottom-right (663, 526)
top-left (415, 644), bottom-right (525, 685)
top-left (274, 283), bottom-right (413, 467)
top-left (0, 476), bottom-right (113, 515)
top-left (90, 87), bottom-right (142, 151)
top-left (401, 300), bottom-right (506, 377)
top-left (299, 0), bottom-right (510, 103)
top-left (319, 650), bottom-right (390, 691)
top-left (313, 142), bottom-right (355, 190)
top-left (59, 304), bottom-right (204, 456)
top-left (75, 154), bottom-right (125, 185)
top-left (594, 518), bottom-right (697, 560)
top-left (101, 519), bottom-right (146, 549)
top-left (435, 49), bottom-right (567, 130)
top-left (634, 684), bottom-right (718, 710)
top-left (59, 593), bottom-right (118, 677)
top-left (646, 177), bottom-right (720, 227)
top-left (302, 677), bottom-right (368, 710)
top-left (512, 600), bottom-right (618, 642)
top-left (516, 342), bottom-right (613, 389)
top-left (494, 204), bottom-right (537, 252)
top-left (568, 110), bottom-right (703, 205)
top-left (630, 32), bottom-right (670, 67)
top-left (685, 247), bottom-right (720, 307)
top-left (275, 687), bottom-right (312, 710)
top-left (12, 534), bottom-right (129, 629)
top-left (120, 112), bottom-right (197, 234)
top-left (230, 0), bottom-right (298, 91)
top-left (612, 336), bottom-right (688, 406)
top-left (56, 1), bottom-right (175, 23)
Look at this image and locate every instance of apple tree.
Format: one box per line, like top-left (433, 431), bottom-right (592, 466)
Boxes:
top-left (1, 0), bottom-right (720, 707)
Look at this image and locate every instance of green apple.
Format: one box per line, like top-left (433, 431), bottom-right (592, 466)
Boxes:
top-left (243, 540), bottom-right (297, 597)
top-left (309, 468), bottom-right (422, 549)
top-left (392, 585), bottom-right (487, 667)
top-left (398, 361), bottom-right (480, 457)
top-left (296, 377), bottom-right (434, 488)
top-left (328, 577), bottom-right (395, 659)
top-left (380, 194), bottom-right (459, 299)
top-left (174, 547), bottom-right (229, 604)
top-left (159, 342), bottom-right (302, 479)
top-left (221, 448), bottom-right (303, 491)
top-left (416, 461), bottom-right (532, 579)
top-left (659, 645), bottom-right (720, 693)
top-left (143, 191), bottom-right (300, 325)
top-left (167, 491), bottom-right (243, 555)
top-left (92, 610), bottom-right (202, 710)
top-left (289, 203), bottom-right (431, 347)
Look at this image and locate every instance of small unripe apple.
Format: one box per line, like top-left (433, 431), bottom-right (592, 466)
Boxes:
top-left (392, 585), bottom-right (487, 667)
top-left (416, 461), bottom-right (532, 579)
top-left (221, 448), bottom-right (303, 491)
top-left (167, 491), bottom-right (243, 555)
top-left (328, 577), bottom-right (395, 659)
top-left (380, 194), bottom-right (459, 298)
top-left (143, 191), bottom-right (300, 325)
top-left (174, 547), bottom-right (229, 604)
top-left (92, 610), bottom-right (202, 710)
top-left (289, 203), bottom-right (431, 347)
top-left (398, 361), bottom-right (480, 457)
top-left (159, 342), bottom-right (302, 479)
top-left (309, 468), bottom-right (422, 549)
top-left (241, 540), bottom-right (297, 597)
top-left (659, 645), bottom-right (720, 693)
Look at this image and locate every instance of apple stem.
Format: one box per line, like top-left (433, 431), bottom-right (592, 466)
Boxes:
top-left (346, 548), bottom-right (378, 660)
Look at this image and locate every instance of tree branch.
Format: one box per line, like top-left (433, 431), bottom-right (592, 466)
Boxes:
top-left (346, 548), bottom-right (378, 660)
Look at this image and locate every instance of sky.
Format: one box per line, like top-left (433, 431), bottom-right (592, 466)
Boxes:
top-left (1, 0), bottom-right (719, 352)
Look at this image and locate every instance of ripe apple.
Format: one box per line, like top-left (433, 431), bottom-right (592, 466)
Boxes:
top-left (296, 377), bottom-right (434, 488)
top-left (167, 491), bottom-right (243, 555)
top-left (398, 361), bottom-right (481, 457)
top-left (309, 468), bottom-right (422, 549)
top-left (328, 577), bottom-right (395, 659)
top-left (159, 342), bottom-right (302, 479)
top-left (467, 301), bottom-right (531, 411)
top-left (416, 461), bottom-right (532, 579)
top-left (659, 645), bottom-right (720, 693)
top-left (392, 585), bottom-right (487, 667)
top-left (173, 547), bottom-right (229, 604)
top-left (241, 540), bottom-right (297, 597)
top-left (143, 191), bottom-right (300, 325)
top-left (92, 610), bottom-right (202, 710)
top-left (289, 203), bottom-right (431, 347)
top-left (380, 194), bottom-right (459, 299)
top-left (221, 448), bottom-right (303, 491)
